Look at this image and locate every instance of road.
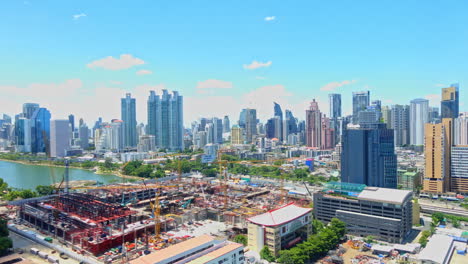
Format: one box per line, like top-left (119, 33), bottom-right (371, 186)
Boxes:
top-left (10, 231), bottom-right (80, 264)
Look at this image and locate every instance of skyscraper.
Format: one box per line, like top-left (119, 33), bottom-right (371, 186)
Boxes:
top-left (231, 125), bottom-right (244, 144)
top-left (15, 118), bottom-right (32, 152)
top-left (381, 106), bottom-right (392, 128)
top-left (410, 98), bottom-right (429, 146)
top-left (341, 123), bottom-right (397, 188)
top-left (31, 108), bottom-right (51, 154)
top-left (428, 107), bottom-right (440, 123)
top-left (121, 93), bottom-right (137, 148)
top-left (22, 103), bottom-right (39, 119)
top-left (273, 102), bottom-right (283, 141)
top-left (50, 119), bottom-right (71, 158)
top-left (390, 105), bottom-right (410, 146)
top-left (78, 121), bottom-right (89, 150)
top-left (212, 117), bottom-right (223, 144)
top-left (441, 84), bottom-right (459, 119)
top-left (110, 120), bottom-right (125, 151)
top-left (238, 109), bottom-right (247, 129)
top-left (68, 114), bottom-right (75, 132)
top-left (244, 109), bottom-right (257, 143)
top-left (223, 115), bottom-right (230, 133)
top-left (321, 116), bottom-right (335, 149)
top-left (306, 99), bottom-right (321, 148)
top-left (147, 90), bottom-right (184, 151)
top-left (328, 93), bottom-right (342, 119)
top-left (423, 119), bottom-right (453, 193)
top-left (352, 91), bottom-right (370, 124)
top-left (454, 113), bottom-right (468, 145)
top-left (451, 146), bottom-right (468, 193)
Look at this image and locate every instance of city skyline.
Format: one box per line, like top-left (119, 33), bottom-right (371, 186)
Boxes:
top-left (1, 1), bottom-right (467, 125)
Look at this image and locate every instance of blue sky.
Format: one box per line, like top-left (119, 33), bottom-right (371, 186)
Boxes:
top-left (0, 0), bottom-right (467, 125)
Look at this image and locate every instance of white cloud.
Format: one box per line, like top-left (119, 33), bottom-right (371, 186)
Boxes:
top-left (435, 83), bottom-right (447, 87)
top-left (264, 16), bottom-right (276, 21)
top-left (243, 60), bottom-right (272, 70)
top-left (320, 80), bottom-right (357, 91)
top-left (185, 96), bottom-right (240, 122)
top-left (196, 79), bottom-right (233, 89)
top-left (87, 54), bottom-right (145, 70)
top-left (136, 69), bottom-right (153, 76)
top-left (73, 13), bottom-right (87, 20)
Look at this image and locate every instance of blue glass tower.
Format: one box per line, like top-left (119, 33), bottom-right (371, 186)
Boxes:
top-left (341, 123), bottom-right (397, 188)
top-left (31, 108), bottom-right (51, 154)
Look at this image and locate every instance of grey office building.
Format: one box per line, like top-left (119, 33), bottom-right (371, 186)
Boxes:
top-left (314, 184), bottom-right (413, 243)
top-left (147, 90), bottom-right (184, 151)
top-left (244, 109), bottom-right (257, 143)
top-left (451, 146), bottom-right (468, 193)
top-left (50, 119), bottom-right (71, 158)
top-left (390, 105), bottom-right (410, 146)
top-left (341, 124), bottom-right (397, 188)
top-left (121, 93), bottom-right (137, 148)
top-left (352, 91), bottom-right (370, 124)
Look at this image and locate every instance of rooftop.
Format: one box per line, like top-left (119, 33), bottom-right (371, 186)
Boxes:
top-left (129, 235), bottom-right (215, 264)
top-left (186, 243), bottom-right (243, 264)
top-left (247, 203), bottom-right (312, 227)
top-left (358, 187), bottom-right (412, 204)
top-left (418, 234), bottom-right (454, 264)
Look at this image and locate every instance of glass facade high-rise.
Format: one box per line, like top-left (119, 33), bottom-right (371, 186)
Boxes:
top-left (410, 98), bottom-right (429, 146)
top-left (328, 93), bottom-right (342, 119)
top-left (68, 114), bottom-right (75, 132)
top-left (31, 108), bottom-right (51, 154)
top-left (121, 93), bottom-right (137, 148)
top-left (244, 109), bottom-right (257, 143)
top-left (390, 105), bottom-right (410, 146)
top-left (352, 91), bottom-right (370, 124)
top-left (147, 90), bottom-right (184, 151)
top-left (341, 123), bottom-right (397, 189)
top-left (441, 84), bottom-right (459, 119)
top-left (15, 118), bottom-right (32, 152)
top-left (222, 115), bottom-right (230, 133)
top-left (22, 103), bottom-right (39, 119)
top-left (273, 102), bottom-right (283, 141)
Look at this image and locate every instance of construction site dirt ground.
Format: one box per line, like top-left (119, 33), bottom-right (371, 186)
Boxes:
top-left (166, 220), bottom-right (230, 238)
top-left (340, 242), bottom-right (390, 264)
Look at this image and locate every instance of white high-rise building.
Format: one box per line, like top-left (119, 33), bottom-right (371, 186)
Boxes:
top-left (410, 98), bottom-right (429, 146)
top-left (110, 120), bottom-right (125, 151)
top-left (454, 113), bottom-right (468, 145)
top-left (50, 119), bottom-right (71, 158)
top-left (147, 90), bottom-right (184, 151)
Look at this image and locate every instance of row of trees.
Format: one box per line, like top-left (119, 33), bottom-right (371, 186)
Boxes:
top-left (260, 218), bottom-right (346, 264)
top-left (0, 178), bottom-right (55, 201)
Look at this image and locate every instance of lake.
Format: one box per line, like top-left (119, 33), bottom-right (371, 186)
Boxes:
top-left (0, 160), bottom-right (121, 190)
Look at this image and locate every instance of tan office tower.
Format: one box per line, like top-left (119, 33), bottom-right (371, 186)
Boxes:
top-left (231, 125), bottom-right (244, 145)
top-left (423, 118), bottom-right (452, 193)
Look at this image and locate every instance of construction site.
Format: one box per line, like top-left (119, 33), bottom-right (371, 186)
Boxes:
top-left (8, 159), bottom-right (313, 263)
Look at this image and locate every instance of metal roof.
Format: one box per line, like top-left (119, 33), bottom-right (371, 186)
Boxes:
top-left (358, 187), bottom-right (412, 204)
top-left (247, 203), bottom-right (312, 227)
top-left (418, 234), bottom-right (454, 264)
